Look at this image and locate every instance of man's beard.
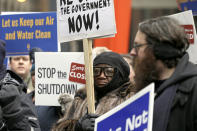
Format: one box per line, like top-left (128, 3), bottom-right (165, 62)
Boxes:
top-left (134, 51), bottom-right (160, 91)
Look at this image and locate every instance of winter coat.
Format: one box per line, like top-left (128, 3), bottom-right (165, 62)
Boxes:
top-left (153, 53), bottom-right (197, 131)
top-left (36, 106), bottom-right (62, 131)
top-left (0, 70), bottom-right (40, 131)
top-left (27, 90), bottom-right (62, 131)
top-left (53, 82), bottom-right (136, 131)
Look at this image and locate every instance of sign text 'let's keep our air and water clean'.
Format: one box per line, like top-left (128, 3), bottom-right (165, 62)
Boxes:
top-left (0, 12), bottom-right (57, 56)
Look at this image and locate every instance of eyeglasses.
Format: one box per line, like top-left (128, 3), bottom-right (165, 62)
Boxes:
top-left (93, 67), bottom-right (115, 77)
top-left (133, 43), bottom-right (148, 54)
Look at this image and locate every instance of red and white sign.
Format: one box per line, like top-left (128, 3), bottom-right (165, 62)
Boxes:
top-left (168, 10), bottom-right (197, 64)
top-left (69, 62), bottom-right (86, 84)
top-left (182, 24), bottom-right (194, 44)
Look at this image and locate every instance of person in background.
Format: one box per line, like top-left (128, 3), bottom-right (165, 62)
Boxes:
top-left (28, 48), bottom-right (65, 131)
top-left (130, 16), bottom-right (197, 131)
top-left (121, 54), bottom-right (135, 84)
top-left (29, 63), bottom-right (62, 131)
top-left (92, 46), bottom-right (111, 56)
top-left (9, 55), bottom-right (33, 93)
top-left (52, 52), bottom-right (136, 131)
top-left (29, 47), bottom-right (43, 64)
top-left (0, 39), bottom-right (40, 131)
top-left (27, 47), bottom-right (43, 100)
top-left (28, 64), bottom-right (36, 103)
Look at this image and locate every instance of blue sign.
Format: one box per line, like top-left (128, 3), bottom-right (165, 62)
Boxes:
top-left (95, 84), bottom-right (154, 131)
top-left (0, 12), bottom-right (57, 56)
top-left (179, 0), bottom-right (197, 16)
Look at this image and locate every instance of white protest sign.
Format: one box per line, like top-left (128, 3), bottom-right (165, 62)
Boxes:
top-left (95, 83), bottom-right (154, 131)
top-left (35, 52), bottom-right (90, 106)
top-left (56, 0), bottom-right (117, 42)
top-left (168, 10), bottom-right (197, 63)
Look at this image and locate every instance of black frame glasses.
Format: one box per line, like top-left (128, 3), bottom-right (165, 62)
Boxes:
top-left (93, 67), bottom-right (115, 77)
top-left (133, 43), bottom-right (148, 54)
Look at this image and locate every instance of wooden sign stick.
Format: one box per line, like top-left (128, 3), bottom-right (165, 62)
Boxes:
top-left (83, 38), bottom-right (95, 113)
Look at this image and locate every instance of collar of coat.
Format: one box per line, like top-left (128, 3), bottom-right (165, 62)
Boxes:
top-left (74, 81), bottom-right (136, 100)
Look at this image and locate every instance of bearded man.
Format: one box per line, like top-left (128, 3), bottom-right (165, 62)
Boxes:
top-left (130, 16), bottom-right (197, 131)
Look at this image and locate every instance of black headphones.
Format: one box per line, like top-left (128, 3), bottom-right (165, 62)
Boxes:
top-left (153, 43), bottom-right (183, 60)
top-left (146, 35), bottom-right (184, 60)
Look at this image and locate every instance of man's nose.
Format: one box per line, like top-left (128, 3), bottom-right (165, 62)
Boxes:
top-left (130, 48), bottom-right (137, 56)
top-left (19, 58), bottom-right (24, 63)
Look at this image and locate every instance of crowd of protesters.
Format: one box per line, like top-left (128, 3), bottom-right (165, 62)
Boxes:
top-left (0, 16), bottom-right (196, 131)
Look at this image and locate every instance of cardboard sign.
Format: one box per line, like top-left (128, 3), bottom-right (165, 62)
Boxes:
top-left (95, 83), bottom-right (154, 131)
top-left (35, 52), bottom-right (89, 106)
top-left (56, 0), bottom-right (117, 42)
top-left (0, 12), bottom-right (57, 56)
top-left (168, 10), bottom-right (197, 63)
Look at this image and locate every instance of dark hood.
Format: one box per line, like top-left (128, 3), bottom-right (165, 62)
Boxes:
top-left (1, 70), bottom-right (27, 93)
top-left (157, 53), bottom-right (197, 93)
top-left (93, 52), bottom-right (130, 97)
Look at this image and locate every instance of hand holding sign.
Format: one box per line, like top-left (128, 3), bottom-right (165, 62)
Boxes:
top-left (75, 113), bottom-right (100, 131)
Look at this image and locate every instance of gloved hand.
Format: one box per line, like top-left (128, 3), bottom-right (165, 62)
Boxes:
top-left (75, 113), bottom-right (99, 131)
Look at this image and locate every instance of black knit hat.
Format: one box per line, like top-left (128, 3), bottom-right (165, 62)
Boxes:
top-left (93, 52), bottom-right (130, 79)
top-left (29, 47), bottom-right (43, 64)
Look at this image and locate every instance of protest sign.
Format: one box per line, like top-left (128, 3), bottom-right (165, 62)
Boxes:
top-left (56, 0), bottom-right (117, 42)
top-left (168, 10), bottom-right (197, 63)
top-left (177, 0), bottom-right (197, 16)
top-left (95, 83), bottom-right (154, 131)
top-left (0, 12), bottom-right (57, 56)
top-left (35, 52), bottom-right (92, 106)
top-left (56, 0), bottom-right (117, 113)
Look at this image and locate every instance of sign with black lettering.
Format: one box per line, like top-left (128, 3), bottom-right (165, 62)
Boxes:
top-left (35, 52), bottom-right (93, 106)
top-left (56, 0), bottom-right (117, 42)
top-left (168, 10), bottom-right (197, 64)
top-left (95, 83), bottom-right (154, 131)
top-left (0, 12), bottom-right (57, 56)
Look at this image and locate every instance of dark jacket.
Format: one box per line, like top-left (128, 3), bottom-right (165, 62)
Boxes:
top-left (154, 53), bottom-right (197, 131)
top-left (0, 70), bottom-right (40, 131)
top-left (27, 89), bottom-right (62, 131)
top-left (36, 106), bottom-right (62, 131)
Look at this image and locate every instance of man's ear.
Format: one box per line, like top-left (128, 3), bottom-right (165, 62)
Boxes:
top-left (8, 58), bottom-right (12, 70)
top-left (29, 63), bottom-right (32, 71)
